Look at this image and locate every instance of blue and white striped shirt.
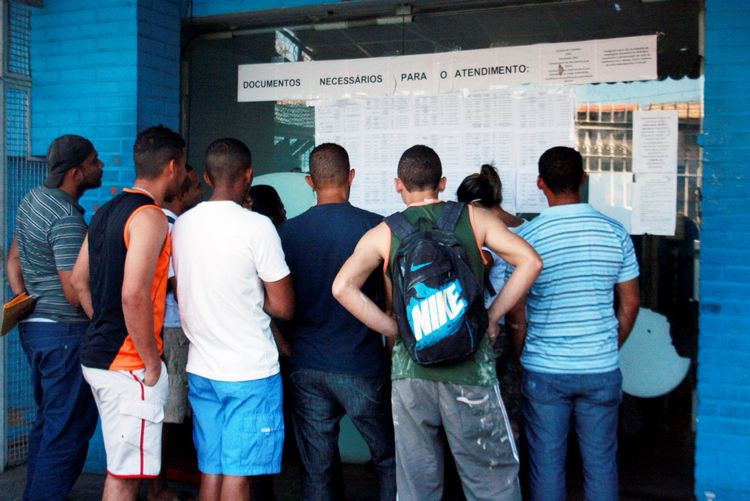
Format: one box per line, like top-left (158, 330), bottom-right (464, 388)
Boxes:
top-left (511, 203), bottom-right (639, 374)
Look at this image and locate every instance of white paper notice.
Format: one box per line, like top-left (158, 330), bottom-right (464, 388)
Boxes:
top-left (315, 90), bottom-right (574, 216)
top-left (587, 172), bottom-right (633, 232)
top-left (632, 110), bottom-right (679, 173)
top-left (631, 173), bottom-right (677, 236)
top-left (239, 35), bottom-right (656, 102)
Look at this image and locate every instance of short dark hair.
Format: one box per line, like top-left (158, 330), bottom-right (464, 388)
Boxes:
top-left (456, 164), bottom-right (503, 208)
top-left (538, 146), bottom-right (584, 194)
top-left (397, 145), bottom-right (442, 191)
top-left (309, 143), bottom-right (350, 187)
top-left (180, 164), bottom-right (196, 193)
top-left (205, 138), bottom-right (252, 185)
top-left (133, 125), bottom-right (185, 180)
top-left (248, 185), bottom-right (285, 225)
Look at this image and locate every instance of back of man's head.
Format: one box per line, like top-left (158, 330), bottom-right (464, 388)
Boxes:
top-left (205, 138), bottom-right (252, 185)
top-left (309, 143), bottom-right (350, 187)
top-left (134, 125), bottom-right (185, 180)
top-left (538, 146), bottom-right (584, 195)
top-left (397, 145), bottom-right (442, 191)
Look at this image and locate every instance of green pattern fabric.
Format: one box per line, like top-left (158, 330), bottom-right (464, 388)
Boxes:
top-left (15, 186), bottom-right (88, 322)
top-left (387, 203), bottom-right (496, 386)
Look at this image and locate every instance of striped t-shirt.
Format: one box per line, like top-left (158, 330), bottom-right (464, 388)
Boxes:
top-left (510, 203), bottom-right (639, 374)
top-left (15, 186), bottom-right (88, 322)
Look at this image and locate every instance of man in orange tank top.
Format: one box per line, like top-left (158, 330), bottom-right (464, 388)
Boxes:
top-left (71, 125), bottom-right (187, 501)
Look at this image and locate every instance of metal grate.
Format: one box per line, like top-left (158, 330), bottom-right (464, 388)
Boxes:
top-left (4, 86), bottom-right (44, 467)
top-left (576, 102), bottom-right (703, 224)
top-left (7, 1), bottom-right (32, 77)
top-left (274, 103), bottom-right (315, 171)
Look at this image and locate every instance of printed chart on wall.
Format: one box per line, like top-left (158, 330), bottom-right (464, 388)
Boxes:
top-left (588, 109), bottom-right (679, 236)
top-left (314, 89), bottom-right (576, 216)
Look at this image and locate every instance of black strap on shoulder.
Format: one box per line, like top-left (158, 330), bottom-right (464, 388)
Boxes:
top-left (437, 201), bottom-right (465, 232)
top-left (385, 212), bottom-right (417, 240)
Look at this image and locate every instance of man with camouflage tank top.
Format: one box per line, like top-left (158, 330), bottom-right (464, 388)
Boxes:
top-left (333, 145), bottom-right (542, 500)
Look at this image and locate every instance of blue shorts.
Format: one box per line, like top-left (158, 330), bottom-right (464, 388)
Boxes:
top-left (188, 372), bottom-right (284, 475)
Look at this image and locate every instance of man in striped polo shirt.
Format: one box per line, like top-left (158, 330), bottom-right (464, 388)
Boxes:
top-left (506, 146), bottom-right (640, 501)
top-left (7, 135), bottom-right (102, 501)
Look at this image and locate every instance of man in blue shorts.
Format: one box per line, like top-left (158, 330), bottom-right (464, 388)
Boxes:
top-left (172, 138), bottom-right (294, 501)
top-left (506, 146), bottom-right (641, 501)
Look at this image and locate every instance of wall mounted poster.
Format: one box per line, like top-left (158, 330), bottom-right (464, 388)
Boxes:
top-left (314, 89), bottom-right (576, 215)
top-left (631, 109), bottom-right (679, 235)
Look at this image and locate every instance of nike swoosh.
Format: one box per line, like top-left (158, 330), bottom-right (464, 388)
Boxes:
top-left (410, 262), bottom-right (432, 272)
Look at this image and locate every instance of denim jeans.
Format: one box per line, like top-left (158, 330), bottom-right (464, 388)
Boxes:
top-left (19, 321), bottom-right (98, 501)
top-left (522, 369), bottom-right (622, 501)
top-left (288, 368), bottom-right (396, 501)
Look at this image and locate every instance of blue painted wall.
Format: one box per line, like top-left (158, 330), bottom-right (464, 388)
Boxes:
top-left (31, 0), bottom-right (139, 218)
top-left (695, 2), bottom-right (750, 499)
top-left (187, 0), bottom-right (338, 18)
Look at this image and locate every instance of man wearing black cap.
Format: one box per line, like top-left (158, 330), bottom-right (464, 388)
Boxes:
top-left (6, 134), bottom-right (103, 501)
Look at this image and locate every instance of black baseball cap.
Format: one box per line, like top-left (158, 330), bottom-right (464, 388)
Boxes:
top-left (44, 135), bottom-right (94, 188)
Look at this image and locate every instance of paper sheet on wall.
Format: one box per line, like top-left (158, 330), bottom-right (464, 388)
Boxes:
top-left (587, 172), bottom-right (633, 233)
top-left (315, 89), bottom-right (575, 216)
top-left (632, 110), bottom-right (678, 174)
top-left (631, 173), bottom-right (677, 235)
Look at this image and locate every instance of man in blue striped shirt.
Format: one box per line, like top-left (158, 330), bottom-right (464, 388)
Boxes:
top-left (506, 146), bottom-right (640, 501)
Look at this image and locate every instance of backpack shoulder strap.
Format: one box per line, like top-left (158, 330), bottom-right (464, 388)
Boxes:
top-left (437, 201), bottom-right (465, 232)
top-left (384, 211), bottom-right (417, 240)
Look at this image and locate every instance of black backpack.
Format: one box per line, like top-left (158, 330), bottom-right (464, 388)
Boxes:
top-left (385, 202), bottom-right (488, 366)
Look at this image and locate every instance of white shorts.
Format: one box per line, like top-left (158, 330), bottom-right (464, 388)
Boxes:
top-left (82, 362), bottom-right (169, 478)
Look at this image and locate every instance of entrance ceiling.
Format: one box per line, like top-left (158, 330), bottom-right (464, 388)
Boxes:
top-left (184, 0), bottom-right (703, 80)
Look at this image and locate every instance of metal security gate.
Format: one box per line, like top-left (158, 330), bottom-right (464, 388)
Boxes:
top-left (1, 0), bottom-right (43, 470)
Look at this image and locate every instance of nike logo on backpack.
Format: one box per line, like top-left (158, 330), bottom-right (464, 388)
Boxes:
top-left (410, 262), bottom-right (432, 272)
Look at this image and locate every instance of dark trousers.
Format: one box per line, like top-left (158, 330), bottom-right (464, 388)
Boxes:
top-left (289, 367), bottom-right (396, 501)
top-left (19, 322), bottom-right (98, 501)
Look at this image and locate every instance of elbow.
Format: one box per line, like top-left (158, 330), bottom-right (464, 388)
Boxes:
top-left (627, 296), bottom-right (641, 316)
top-left (277, 299), bottom-right (295, 321)
top-left (331, 278), bottom-right (345, 303)
top-left (121, 289), bottom-right (147, 314)
top-left (527, 253), bottom-right (543, 278)
top-left (67, 293), bottom-right (81, 309)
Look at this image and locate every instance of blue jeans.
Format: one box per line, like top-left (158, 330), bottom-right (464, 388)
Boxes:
top-left (288, 368), bottom-right (396, 501)
top-left (19, 322), bottom-right (98, 501)
top-left (522, 369), bottom-right (622, 501)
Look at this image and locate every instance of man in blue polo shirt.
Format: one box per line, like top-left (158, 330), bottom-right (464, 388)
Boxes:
top-left (279, 143), bottom-right (395, 501)
top-left (506, 146), bottom-right (640, 501)
top-left (7, 135), bottom-right (102, 501)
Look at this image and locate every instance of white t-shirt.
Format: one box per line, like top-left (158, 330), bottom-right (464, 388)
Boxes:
top-left (162, 208), bottom-right (181, 328)
top-left (172, 201), bottom-right (290, 382)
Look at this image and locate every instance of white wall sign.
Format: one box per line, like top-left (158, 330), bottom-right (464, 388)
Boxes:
top-left (315, 89), bottom-right (576, 216)
top-left (238, 35), bottom-right (656, 102)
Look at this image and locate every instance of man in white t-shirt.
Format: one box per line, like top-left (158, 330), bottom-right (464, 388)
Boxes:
top-left (172, 138), bottom-right (294, 501)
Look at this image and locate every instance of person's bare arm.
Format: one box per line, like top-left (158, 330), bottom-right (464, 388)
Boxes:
top-left (7, 235), bottom-right (26, 295)
top-left (476, 208), bottom-right (542, 334)
top-left (616, 277), bottom-right (640, 347)
top-left (263, 274), bottom-right (294, 321)
top-left (122, 208), bottom-right (168, 387)
top-left (71, 235), bottom-right (93, 318)
top-left (505, 296), bottom-right (527, 365)
top-left (57, 270), bottom-right (81, 308)
top-left (270, 321), bottom-right (292, 358)
top-left (333, 223), bottom-right (398, 338)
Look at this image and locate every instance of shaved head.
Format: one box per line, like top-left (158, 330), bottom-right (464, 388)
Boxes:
top-left (309, 143), bottom-right (350, 187)
top-left (205, 138), bottom-right (252, 185)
